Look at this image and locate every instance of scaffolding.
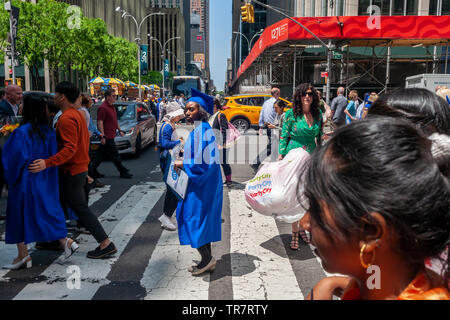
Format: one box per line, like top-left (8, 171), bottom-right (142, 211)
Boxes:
top-left (230, 15), bottom-right (450, 99)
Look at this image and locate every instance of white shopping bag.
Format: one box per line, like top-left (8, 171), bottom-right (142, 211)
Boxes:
top-left (245, 148), bottom-right (310, 223)
top-left (164, 156), bottom-right (189, 200)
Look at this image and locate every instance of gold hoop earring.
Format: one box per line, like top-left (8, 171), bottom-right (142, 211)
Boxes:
top-left (360, 244), bottom-right (376, 269)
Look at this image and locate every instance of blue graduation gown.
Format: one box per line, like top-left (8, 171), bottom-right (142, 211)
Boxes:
top-left (176, 121), bottom-right (223, 249)
top-left (2, 124), bottom-right (67, 244)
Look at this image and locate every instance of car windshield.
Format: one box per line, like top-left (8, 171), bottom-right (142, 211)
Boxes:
top-left (90, 104), bottom-right (135, 121)
top-left (115, 104), bottom-right (135, 121)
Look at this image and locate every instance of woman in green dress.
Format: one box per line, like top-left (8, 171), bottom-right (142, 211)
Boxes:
top-left (279, 83), bottom-right (323, 250)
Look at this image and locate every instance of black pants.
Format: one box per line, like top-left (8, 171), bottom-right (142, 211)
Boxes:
top-left (59, 171), bottom-right (108, 243)
top-left (0, 147), bottom-right (4, 200)
top-left (163, 187), bottom-right (178, 218)
top-left (255, 128), bottom-right (273, 166)
top-left (91, 139), bottom-right (128, 175)
top-left (266, 128), bottom-right (272, 156)
top-left (220, 148), bottom-right (232, 177)
top-left (197, 243), bottom-right (212, 268)
top-left (160, 161), bottom-right (179, 218)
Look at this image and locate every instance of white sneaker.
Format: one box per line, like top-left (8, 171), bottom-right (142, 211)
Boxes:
top-left (158, 214), bottom-right (176, 231)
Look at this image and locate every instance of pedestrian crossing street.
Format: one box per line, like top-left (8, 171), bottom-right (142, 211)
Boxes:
top-left (0, 172), bottom-right (332, 300)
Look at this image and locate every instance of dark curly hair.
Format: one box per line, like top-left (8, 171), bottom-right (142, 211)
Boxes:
top-left (302, 118), bottom-right (450, 289)
top-left (292, 83), bottom-right (321, 122)
top-left (368, 88), bottom-right (450, 135)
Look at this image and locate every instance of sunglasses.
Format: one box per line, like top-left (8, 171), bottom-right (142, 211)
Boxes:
top-left (302, 92), bottom-right (314, 97)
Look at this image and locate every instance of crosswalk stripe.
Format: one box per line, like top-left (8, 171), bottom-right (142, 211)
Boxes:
top-left (13, 182), bottom-right (165, 300)
top-left (141, 226), bottom-right (211, 300)
top-left (228, 189), bottom-right (304, 300)
top-left (88, 185), bottom-right (111, 206)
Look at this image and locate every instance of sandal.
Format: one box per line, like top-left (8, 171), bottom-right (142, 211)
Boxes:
top-left (290, 232), bottom-right (300, 250)
top-left (299, 229), bottom-right (311, 244)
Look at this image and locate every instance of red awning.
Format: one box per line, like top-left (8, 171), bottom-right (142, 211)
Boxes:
top-left (236, 15), bottom-right (450, 79)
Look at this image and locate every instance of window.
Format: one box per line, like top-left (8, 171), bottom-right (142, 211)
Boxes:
top-left (311, 0), bottom-right (316, 17)
top-left (359, 0), bottom-right (390, 15)
top-left (393, 0), bottom-right (418, 15)
top-left (322, 0), bottom-right (328, 16)
top-left (430, 0), bottom-right (450, 15)
top-left (137, 104), bottom-right (150, 118)
top-left (359, 0), bottom-right (417, 16)
top-left (336, 0), bottom-right (345, 16)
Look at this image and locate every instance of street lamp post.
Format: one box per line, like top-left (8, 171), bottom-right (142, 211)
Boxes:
top-left (116, 7), bottom-right (165, 99)
top-left (167, 50), bottom-right (181, 75)
top-left (250, 29), bottom-right (264, 50)
top-left (149, 36), bottom-right (181, 94)
top-left (233, 31), bottom-right (250, 57)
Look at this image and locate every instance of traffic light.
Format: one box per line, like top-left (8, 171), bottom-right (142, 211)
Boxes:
top-left (241, 3), bottom-right (254, 23)
top-left (248, 4), bottom-right (255, 23)
top-left (241, 4), bottom-right (249, 22)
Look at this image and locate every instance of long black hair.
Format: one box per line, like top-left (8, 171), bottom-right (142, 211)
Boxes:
top-left (292, 83), bottom-right (321, 121)
top-left (302, 118), bottom-right (449, 288)
top-left (21, 93), bottom-right (51, 143)
top-left (368, 88), bottom-right (450, 135)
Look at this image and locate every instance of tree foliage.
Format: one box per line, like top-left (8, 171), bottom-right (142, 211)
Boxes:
top-left (0, 0), bottom-right (141, 89)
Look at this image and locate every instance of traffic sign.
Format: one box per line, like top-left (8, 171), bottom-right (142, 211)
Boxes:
top-left (333, 52), bottom-right (343, 59)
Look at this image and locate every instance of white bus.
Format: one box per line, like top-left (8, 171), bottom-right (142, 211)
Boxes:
top-left (172, 76), bottom-right (205, 97)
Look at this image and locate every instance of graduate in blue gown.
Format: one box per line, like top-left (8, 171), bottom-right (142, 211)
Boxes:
top-left (173, 89), bottom-right (223, 276)
top-left (1, 93), bottom-right (77, 270)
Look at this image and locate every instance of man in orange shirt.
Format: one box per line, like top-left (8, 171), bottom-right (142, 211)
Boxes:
top-left (29, 82), bottom-right (117, 259)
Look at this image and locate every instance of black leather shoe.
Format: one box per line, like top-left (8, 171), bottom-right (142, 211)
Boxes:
top-left (87, 242), bottom-right (117, 259)
top-left (120, 172), bottom-right (133, 179)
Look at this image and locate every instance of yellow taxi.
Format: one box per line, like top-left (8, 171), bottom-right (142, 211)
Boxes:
top-left (222, 94), bottom-right (292, 132)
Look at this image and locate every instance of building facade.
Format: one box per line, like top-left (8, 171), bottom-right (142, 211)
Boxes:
top-left (231, 0), bottom-right (295, 80)
top-left (230, 0), bottom-right (449, 96)
top-left (190, 0), bottom-right (210, 82)
top-left (2, 0), bottom-right (192, 91)
top-left (294, 0), bottom-right (450, 17)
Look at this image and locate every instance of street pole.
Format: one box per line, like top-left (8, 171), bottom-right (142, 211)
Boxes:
top-left (326, 40), bottom-right (332, 105)
top-left (5, 1), bottom-right (16, 84)
top-left (250, 29), bottom-right (264, 51)
top-left (445, 41), bottom-right (449, 74)
top-left (293, 46), bottom-right (296, 96)
top-left (116, 8), bottom-right (165, 99)
top-left (233, 31), bottom-right (250, 58)
top-left (9, 10), bottom-right (15, 85)
top-left (249, 0), bottom-right (332, 102)
top-left (153, 37), bottom-right (180, 95)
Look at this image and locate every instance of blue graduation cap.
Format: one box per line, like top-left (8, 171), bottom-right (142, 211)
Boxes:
top-left (190, 88), bottom-right (214, 114)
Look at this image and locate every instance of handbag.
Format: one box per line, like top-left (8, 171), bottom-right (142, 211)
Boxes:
top-left (218, 113), bottom-right (241, 149)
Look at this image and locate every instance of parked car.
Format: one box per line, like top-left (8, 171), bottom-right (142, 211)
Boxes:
top-left (89, 101), bottom-right (157, 157)
top-left (221, 94), bottom-right (292, 132)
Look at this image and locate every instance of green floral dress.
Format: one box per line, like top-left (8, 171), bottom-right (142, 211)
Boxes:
top-left (279, 108), bottom-right (322, 155)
